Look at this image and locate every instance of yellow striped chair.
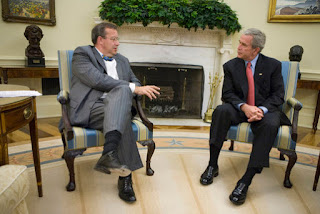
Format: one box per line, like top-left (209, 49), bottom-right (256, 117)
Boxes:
top-left (227, 61), bottom-right (302, 188)
top-left (57, 50), bottom-right (155, 191)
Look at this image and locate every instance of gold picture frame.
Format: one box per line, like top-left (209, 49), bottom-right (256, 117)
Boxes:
top-left (268, 0), bottom-right (320, 23)
top-left (1, 0), bottom-right (56, 26)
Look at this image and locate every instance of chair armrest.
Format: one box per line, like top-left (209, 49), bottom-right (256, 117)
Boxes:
top-left (134, 95), bottom-right (153, 132)
top-left (57, 90), bottom-right (73, 140)
top-left (286, 97), bottom-right (303, 111)
top-left (57, 90), bottom-right (69, 104)
top-left (286, 97), bottom-right (303, 142)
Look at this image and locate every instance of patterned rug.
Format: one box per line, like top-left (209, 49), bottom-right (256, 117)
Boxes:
top-left (10, 131), bottom-right (320, 214)
top-left (8, 130), bottom-right (320, 168)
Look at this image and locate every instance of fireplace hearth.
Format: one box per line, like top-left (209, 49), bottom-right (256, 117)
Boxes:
top-left (131, 62), bottom-right (204, 118)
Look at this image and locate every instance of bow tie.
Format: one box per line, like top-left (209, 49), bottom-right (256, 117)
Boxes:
top-left (102, 55), bottom-right (113, 61)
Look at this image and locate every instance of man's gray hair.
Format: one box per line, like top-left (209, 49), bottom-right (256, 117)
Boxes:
top-left (243, 28), bottom-right (266, 52)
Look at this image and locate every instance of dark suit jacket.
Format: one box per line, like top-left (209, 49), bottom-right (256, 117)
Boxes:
top-left (69, 45), bottom-right (141, 127)
top-left (222, 54), bottom-right (291, 125)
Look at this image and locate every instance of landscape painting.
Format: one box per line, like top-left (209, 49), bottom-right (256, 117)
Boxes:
top-left (268, 0), bottom-right (320, 22)
top-left (276, 0), bottom-right (320, 15)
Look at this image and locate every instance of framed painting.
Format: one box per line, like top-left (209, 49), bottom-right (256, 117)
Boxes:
top-left (1, 0), bottom-right (56, 26)
top-left (268, 0), bottom-right (320, 22)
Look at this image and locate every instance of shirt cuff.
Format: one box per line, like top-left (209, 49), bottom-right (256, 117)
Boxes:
top-left (258, 106), bottom-right (268, 114)
top-left (129, 83), bottom-right (136, 93)
top-left (238, 103), bottom-right (244, 110)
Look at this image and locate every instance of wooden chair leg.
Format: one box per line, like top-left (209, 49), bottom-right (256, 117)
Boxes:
top-left (313, 152), bottom-right (320, 191)
top-left (146, 140), bottom-right (155, 176)
top-left (229, 140), bottom-right (234, 151)
top-left (279, 149), bottom-right (297, 188)
top-left (63, 149), bottom-right (86, 192)
top-left (138, 140), bottom-right (155, 176)
top-left (61, 133), bottom-right (66, 159)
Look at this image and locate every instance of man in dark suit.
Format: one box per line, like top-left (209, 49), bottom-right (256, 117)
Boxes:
top-left (70, 22), bottom-right (160, 202)
top-left (200, 28), bottom-right (291, 205)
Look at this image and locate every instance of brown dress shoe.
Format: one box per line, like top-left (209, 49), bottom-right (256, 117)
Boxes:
top-left (94, 150), bottom-right (131, 177)
top-left (118, 175), bottom-right (136, 202)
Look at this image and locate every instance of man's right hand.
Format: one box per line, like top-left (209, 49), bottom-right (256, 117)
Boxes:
top-left (240, 104), bottom-right (264, 122)
top-left (134, 85), bottom-right (160, 100)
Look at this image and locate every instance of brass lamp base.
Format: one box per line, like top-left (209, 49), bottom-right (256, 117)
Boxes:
top-left (203, 108), bottom-right (214, 123)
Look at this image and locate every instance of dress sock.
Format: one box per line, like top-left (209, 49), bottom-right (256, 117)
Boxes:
top-left (102, 130), bottom-right (121, 155)
top-left (238, 167), bottom-right (261, 186)
top-left (208, 144), bottom-right (220, 168)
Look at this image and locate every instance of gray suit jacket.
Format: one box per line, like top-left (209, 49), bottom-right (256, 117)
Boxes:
top-left (69, 45), bottom-right (141, 127)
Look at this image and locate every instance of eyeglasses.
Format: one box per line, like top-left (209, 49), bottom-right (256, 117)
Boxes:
top-left (103, 37), bottom-right (120, 42)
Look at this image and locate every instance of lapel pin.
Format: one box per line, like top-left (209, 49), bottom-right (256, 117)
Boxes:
top-left (259, 73), bottom-right (263, 76)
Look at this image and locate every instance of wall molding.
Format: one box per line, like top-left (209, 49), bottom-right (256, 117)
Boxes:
top-left (0, 57), bottom-right (58, 66)
top-left (300, 68), bottom-right (320, 81)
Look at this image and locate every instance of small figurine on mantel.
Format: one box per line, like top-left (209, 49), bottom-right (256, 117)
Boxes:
top-left (289, 45), bottom-right (304, 79)
top-left (24, 25), bottom-right (45, 67)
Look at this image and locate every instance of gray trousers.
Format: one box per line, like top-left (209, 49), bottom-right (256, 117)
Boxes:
top-left (88, 85), bottom-right (143, 171)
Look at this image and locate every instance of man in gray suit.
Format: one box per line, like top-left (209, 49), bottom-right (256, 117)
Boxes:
top-left (70, 22), bottom-right (160, 202)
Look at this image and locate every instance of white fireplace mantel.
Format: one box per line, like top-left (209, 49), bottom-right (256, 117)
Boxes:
top-left (114, 22), bottom-right (233, 118)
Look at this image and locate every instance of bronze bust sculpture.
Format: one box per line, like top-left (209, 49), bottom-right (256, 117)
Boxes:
top-left (289, 45), bottom-right (303, 79)
top-left (24, 25), bottom-right (45, 67)
top-left (289, 45), bottom-right (304, 62)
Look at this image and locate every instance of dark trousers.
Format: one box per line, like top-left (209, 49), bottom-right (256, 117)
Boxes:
top-left (210, 103), bottom-right (281, 168)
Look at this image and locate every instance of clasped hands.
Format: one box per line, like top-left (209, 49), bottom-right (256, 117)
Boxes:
top-left (240, 104), bottom-right (264, 122)
top-left (134, 85), bottom-right (160, 100)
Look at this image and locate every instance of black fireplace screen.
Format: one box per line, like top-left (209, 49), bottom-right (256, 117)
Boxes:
top-left (131, 62), bottom-right (204, 118)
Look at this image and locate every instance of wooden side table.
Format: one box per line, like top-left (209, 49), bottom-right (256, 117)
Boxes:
top-left (0, 84), bottom-right (43, 197)
top-left (0, 66), bottom-right (59, 84)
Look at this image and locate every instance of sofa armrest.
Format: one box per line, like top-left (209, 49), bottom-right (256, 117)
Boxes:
top-left (0, 165), bottom-right (29, 214)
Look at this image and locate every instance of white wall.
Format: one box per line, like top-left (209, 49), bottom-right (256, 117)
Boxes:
top-left (0, 0), bottom-right (319, 126)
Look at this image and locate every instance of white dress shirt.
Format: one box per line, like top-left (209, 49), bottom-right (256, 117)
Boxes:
top-left (95, 48), bottom-right (135, 98)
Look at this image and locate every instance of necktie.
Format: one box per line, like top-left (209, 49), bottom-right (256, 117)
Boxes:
top-left (246, 62), bottom-right (255, 105)
top-left (102, 55), bottom-right (113, 61)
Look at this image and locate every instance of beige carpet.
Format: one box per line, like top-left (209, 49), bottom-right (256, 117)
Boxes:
top-left (9, 131), bottom-right (320, 214)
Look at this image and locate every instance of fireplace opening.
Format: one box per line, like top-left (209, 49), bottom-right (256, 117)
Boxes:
top-left (131, 62), bottom-right (204, 118)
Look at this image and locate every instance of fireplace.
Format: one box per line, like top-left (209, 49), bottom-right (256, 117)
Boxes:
top-left (112, 22), bottom-right (233, 118)
top-left (131, 62), bottom-right (204, 118)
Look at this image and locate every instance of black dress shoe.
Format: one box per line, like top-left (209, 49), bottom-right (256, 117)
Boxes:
top-left (229, 183), bottom-right (248, 205)
top-left (200, 165), bottom-right (219, 185)
top-left (94, 150), bottom-right (131, 176)
top-left (118, 175), bottom-right (136, 202)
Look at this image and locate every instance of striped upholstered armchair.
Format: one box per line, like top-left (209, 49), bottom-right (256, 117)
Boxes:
top-left (57, 50), bottom-right (155, 191)
top-left (227, 61), bottom-right (302, 188)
